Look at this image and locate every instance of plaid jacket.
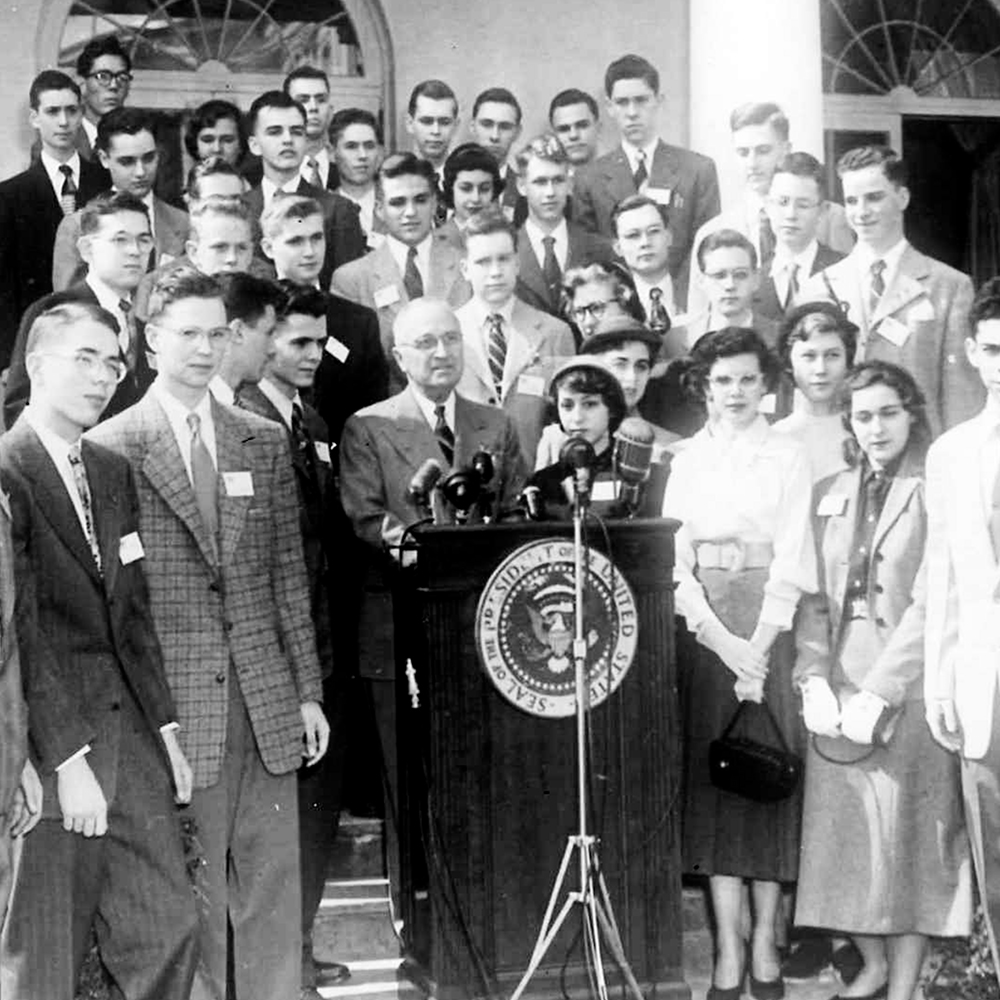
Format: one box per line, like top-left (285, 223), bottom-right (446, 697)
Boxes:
top-left (89, 390), bottom-right (322, 787)
top-left (0, 488), bottom-right (25, 823)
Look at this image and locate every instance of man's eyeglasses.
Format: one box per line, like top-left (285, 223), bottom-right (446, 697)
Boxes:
top-left (87, 70), bottom-right (133, 88)
top-left (569, 300), bottom-right (615, 322)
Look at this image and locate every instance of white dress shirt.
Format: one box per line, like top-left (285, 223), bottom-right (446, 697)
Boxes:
top-left (853, 237), bottom-right (908, 325)
top-left (85, 273), bottom-right (133, 354)
top-left (770, 239), bottom-right (819, 308)
top-left (386, 233), bottom-right (432, 288)
top-left (257, 377), bottom-right (300, 430)
top-left (261, 175), bottom-right (303, 209)
top-left (411, 386), bottom-right (456, 433)
top-left (742, 190), bottom-right (768, 261)
top-left (621, 137), bottom-right (659, 181)
top-left (524, 217), bottom-right (568, 272)
top-left (151, 382), bottom-right (217, 481)
top-left (300, 147), bottom-right (332, 189)
top-left (632, 271), bottom-right (677, 320)
top-left (208, 376), bottom-right (236, 406)
top-left (40, 150), bottom-right (82, 202)
top-left (465, 296), bottom-right (517, 360)
top-left (81, 116), bottom-right (98, 151)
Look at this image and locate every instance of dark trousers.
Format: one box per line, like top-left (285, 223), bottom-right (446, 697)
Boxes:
top-left (188, 673), bottom-right (301, 1000)
top-left (0, 697), bottom-right (199, 1000)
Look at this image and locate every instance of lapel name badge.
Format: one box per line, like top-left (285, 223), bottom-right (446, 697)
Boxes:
top-left (645, 186), bottom-right (672, 206)
top-left (517, 374), bottom-right (545, 397)
top-left (817, 493), bottom-right (849, 516)
top-left (314, 441), bottom-right (332, 465)
top-left (119, 531), bottom-right (145, 565)
top-left (223, 471), bottom-right (254, 497)
top-left (876, 315), bottom-right (910, 348)
top-left (374, 285), bottom-right (400, 308)
top-left (325, 336), bottom-right (350, 363)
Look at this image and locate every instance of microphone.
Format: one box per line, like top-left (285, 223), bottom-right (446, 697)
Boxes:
top-left (407, 458), bottom-right (444, 511)
top-left (520, 485), bottom-right (546, 521)
top-left (471, 449), bottom-right (496, 521)
top-left (441, 469), bottom-right (481, 523)
top-left (613, 416), bottom-right (655, 515)
top-left (559, 436), bottom-right (596, 505)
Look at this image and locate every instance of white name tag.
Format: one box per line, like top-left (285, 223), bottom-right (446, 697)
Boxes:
top-left (325, 336), bottom-right (350, 363)
top-left (223, 471), bottom-right (254, 497)
top-left (877, 315), bottom-right (910, 348)
top-left (315, 441), bottom-right (331, 464)
top-left (908, 298), bottom-right (935, 322)
top-left (119, 531), bottom-right (145, 565)
top-left (817, 493), bottom-right (848, 516)
top-left (517, 374), bottom-right (545, 397)
top-left (591, 479), bottom-right (618, 502)
top-left (645, 186), bottom-right (672, 206)
top-left (374, 285), bottom-right (400, 308)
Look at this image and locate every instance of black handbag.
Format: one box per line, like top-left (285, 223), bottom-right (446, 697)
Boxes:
top-left (709, 699), bottom-right (802, 802)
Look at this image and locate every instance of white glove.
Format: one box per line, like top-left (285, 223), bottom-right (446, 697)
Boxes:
top-left (840, 690), bottom-right (889, 745)
top-left (801, 677), bottom-right (841, 738)
top-left (696, 619), bottom-right (766, 683)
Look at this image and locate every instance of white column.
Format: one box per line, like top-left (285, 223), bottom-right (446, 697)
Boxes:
top-left (689, 0), bottom-right (824, 211)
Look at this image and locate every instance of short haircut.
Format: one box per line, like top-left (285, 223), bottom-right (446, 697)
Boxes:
top-left (95, 106), bottom-right (156, 153)
top-left (329, 107), bottom-right (381, 146)
top-left (514, 133), bottom-right (569, 177)
top-left (77, 35), bottom-right (131, 78)
top-left (550, 362), bottom-right (627, 435)
top-left (188, 199), bottom-right (253, 240)
top-left (549, 88), bottom-right (599, 122)
top-left (259, 195), bottom-right (323, 240)
top-left (462, 207), bottom-right (517, 250)
top-left (772, 150), bottom-right (828, 200)
top-left (30, 70), bottom-right (80, 110)
top-left (472, 87), bottom-right (522, 124)
top-left (686, 327), bottom-right (780, 398)
top-left (969, 276), bottom-right (1000, 333)
top-left (185, 156), bottom-right (246, 202)
top-left (248, 90), bottom-right (305, 133)
top-left (610, 193), bottom-right (669, 235)
top-left (78, 190), bottom-right (150, 237)
top-left (777, 300), bottom-right (858, 371)
top-left (376, 152), bottom-right (437, 201)
top-left (283, 65), bottom-right (330, 94)
top-left (184, 99), bottom-right (247, 161)
top-left (26, 301), bottom-right (120, 357)
top-left (218, 272), bottom-right (284, 325)
top-left (441, 143), bottom-right (502, 209)
top-left (836, 145), bottom-right (908, 188)
top-left (561, 261), bottom-right (644, 324)
top-left (696, 228), bottom-right (758, 272)
top-left (604, 54), bottom-right (659, 97)
top-left (729, 101), bottom-right (789, 142)
top-left (146, 266), bottom-right (223, 324)
top-left (407, 79), bottom-right (457, 117)
top-left (275, 279), bottom-right (327, 321)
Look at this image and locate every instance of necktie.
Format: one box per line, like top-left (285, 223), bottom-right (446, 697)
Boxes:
top-left (633, 149), bottom-right (648, 190)
top-left (990, 452), bottom-right (1000, 563)
top-left (433, 404), bottom-right (455, 466)
top-left (117, 297), bottom-right (138, 369)
top-left (187, 412), bottom-right (219, 554)
top-left (784, 263), bottom-right (800, 310)
top-left (648, 287), bottom-right (670, 331)
top-left (403, 246), bottom-right (424, 300)
top-left (869, 259), bottom-right (887, 319)
top-left (58, 164), bottom-right (77, 216)
top-left (67, 443), bottom-right (102, 573)
top-left (758, 207), bottom-right (776, 273)
top-left (487, 313), bottom-right (506, 400)
top-left (305, 156), bottom-right (323, 189)
top-left (291, 401), bottom-right (320, 496)
top-left (541, 236), bottom-right (562, 310)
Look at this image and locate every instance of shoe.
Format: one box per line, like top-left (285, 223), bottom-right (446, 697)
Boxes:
top-left (707, 986), bottom-right (742, 1000)
top-left (314, 960), bottom-right (351, 984)
top-left (781, 934), bottom-right (833, 980)
top-left (829, 984), bottom-right (887, 1000)
top-left (831, 942), bottom-right (864, 985)
top-left (749, 975), bottom-right (785, 1000)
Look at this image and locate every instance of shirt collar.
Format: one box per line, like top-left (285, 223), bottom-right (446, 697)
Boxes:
top-left (261, 175), bottom-right (301, 206)
top-left (85, 273), bottom-right (129, 311)
top-left (468, 294), bottom-right (515, 330)
top-left (621, 137), bottom-right (659, 173)
top-left (301, 146), bottom-right (330, 181)
top-left (772, 239), bottom-right (818, 275)
top-left (854, 236), bottom-right (907, 277)
top-left (151, 378), bottom-right (213, 436)
top-left (386, 233), bottom-right (432, 276)
top-left (524, 216), bottom-right (568, 253)
top-left (208, 375), bottom-right (236, 407)
top-left (409, 385), bottom-right (456, 431)
top-left (23, 406), bottom-right (80, 465)
top-left (39, 150), bottom-right (81, 197)
top-left (81, 117), bottom-right (98, 146)
top-left (257, 377), bottom-right (298, 429)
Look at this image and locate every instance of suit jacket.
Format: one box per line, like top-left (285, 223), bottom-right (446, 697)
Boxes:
top-left (246, 179), bottom-right (366, 290)
top-left (87, 391), bottom-right (323, 786)
top-left (310, 292), bottom-right (389, 446)
top-left (574, 140), bottom-right (720, 310)
top-left (0, 419), bottom-right (177, 815)
top-left (754, 242), bottom-right (845, 322)
top-left (330, 232), bottom-right (471, 392)
top-left (801, 243), bottom-right (982, 435)
top-left (795, 456), bottom-right (927, 706)
top-left (514, 222), bottom-right (615, 317)
top-left (924, 410), bottom-right (1000, 759)
top-left (455, 298), bottom-right (575, 466)
top-left (242, 155), bottom-right (342, 193)
top-left (0, 490), bottom-right (25, 824)
top-left (4, 283), bottom-right (154, 429)
top-left (0, 158), bottom-right (108, 365)
top-left (339, 386), bottom-right (527, 679)
top-left (52, 194), bottom-right (190, 292)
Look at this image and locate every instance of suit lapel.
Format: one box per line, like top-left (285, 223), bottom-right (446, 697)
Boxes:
top-left (454, 395), bottom-right (491, 466)
top-left (502, 303), bottom-right (541, 399)
top-left (517, 237), bottom-right (547, 304)
top-left (650, 140), bottom-right (681, 194)
top-left (84, 441), bottom-right (122, 595)
top-left (459, 309), bottom-right (496, 401)
top-left (872, 471), bottom-right (919, 556)
top-left (385, 388), bottom-right (444, 468)
top-left (430, 235), bottom-right (460, 298)
top-left (214, 402), bottom-right (255, 567)
top-left (602, 150), bottom-right (637, 205)
top-left (27, 162), bottom-right (62, 230)
top-left (873, 246), bottom-right (930, 324)
top-left (373, 242), bottom-right (403, 298)
top-left (823, 261), bottom-right (865, 341)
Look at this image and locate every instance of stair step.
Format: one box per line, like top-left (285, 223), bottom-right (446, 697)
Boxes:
top-left (315, 961), bottom-right (421, 1000)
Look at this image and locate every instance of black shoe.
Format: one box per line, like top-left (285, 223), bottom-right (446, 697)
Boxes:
top-left (831, 942), bottom-right (864, 986)
top-left (314, 960), bottom-right (351, 984)
top-left (781, 934), bottom-right (833, 981)
top-left (829, 983), bottom-right (887, 1000)
top-left (707, 986), bottom-right (742, 1000)
top-left (749, 974), bottom-right (785, 1000)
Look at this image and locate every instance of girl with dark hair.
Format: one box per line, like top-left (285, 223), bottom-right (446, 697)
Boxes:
top-left (793, 360), bottom-right (970, 1000)
top-left (661, 327), bottom-right (816, 1000)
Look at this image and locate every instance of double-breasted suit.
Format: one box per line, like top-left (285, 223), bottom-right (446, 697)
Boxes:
top-left (753, 242), bottom-right (846, 322)
top-left (573, 140), bottom-right (720, 310)
top-left (0, 417), bottom-right (198, 1000)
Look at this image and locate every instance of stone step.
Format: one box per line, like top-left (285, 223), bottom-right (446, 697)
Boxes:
top-left (315, 959), bottom-right (421, 1000)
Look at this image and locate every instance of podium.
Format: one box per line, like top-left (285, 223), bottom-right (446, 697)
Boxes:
top-left (400, 519), bottom-right (689, 1000)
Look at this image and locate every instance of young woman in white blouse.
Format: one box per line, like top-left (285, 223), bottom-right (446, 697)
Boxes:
top-left (661, 327), bottom-right (817, 1000)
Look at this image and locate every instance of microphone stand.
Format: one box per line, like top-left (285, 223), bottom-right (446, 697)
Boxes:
top-left (509, 471), bottom-right (643, 1000)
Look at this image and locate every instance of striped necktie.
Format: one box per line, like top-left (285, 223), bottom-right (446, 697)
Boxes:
top-left (403, 246), bottom-right (424, 300)
top-left (58, 164), bottom-right (77, 216)
top-left (67, 442), bottom-right (102, 573)
top-left (433, 404), bottom-right (454, 466)
top-left (187, 412), bottom-right (219, 555)
top-left (487, 313), bottom-right (506, 400)
top-left (305, 156), bottom-right (323, 189)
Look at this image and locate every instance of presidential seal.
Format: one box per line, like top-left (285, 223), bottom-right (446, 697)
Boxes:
top-left (475, 538), bottom-right (639, 718)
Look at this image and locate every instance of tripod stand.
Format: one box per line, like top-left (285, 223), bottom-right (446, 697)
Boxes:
top-left (509, 471), bottom-right (644, 1000)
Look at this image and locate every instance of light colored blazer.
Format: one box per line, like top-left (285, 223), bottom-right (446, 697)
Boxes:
top-left (88, 391), bottom-right (322, 787)
top-left (455, 297), bottom-right (575, 467)
top-left (924, 411), bottom-right (1000, 760)
top-left (801, 243), bottom-right (982, 435)
top-left (795, 458), bottom-right (927, 706)
top-left (0, 488), bottom-right (24, 826)
top-left (52, 195), bottom-right (189, 292)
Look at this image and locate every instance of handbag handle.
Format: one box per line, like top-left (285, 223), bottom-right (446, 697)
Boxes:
top-left (719, 698), bottom-right (791, 754)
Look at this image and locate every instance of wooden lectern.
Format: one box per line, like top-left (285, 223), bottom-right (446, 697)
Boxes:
top-left (398, 518), bottom-right (688, 1000)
